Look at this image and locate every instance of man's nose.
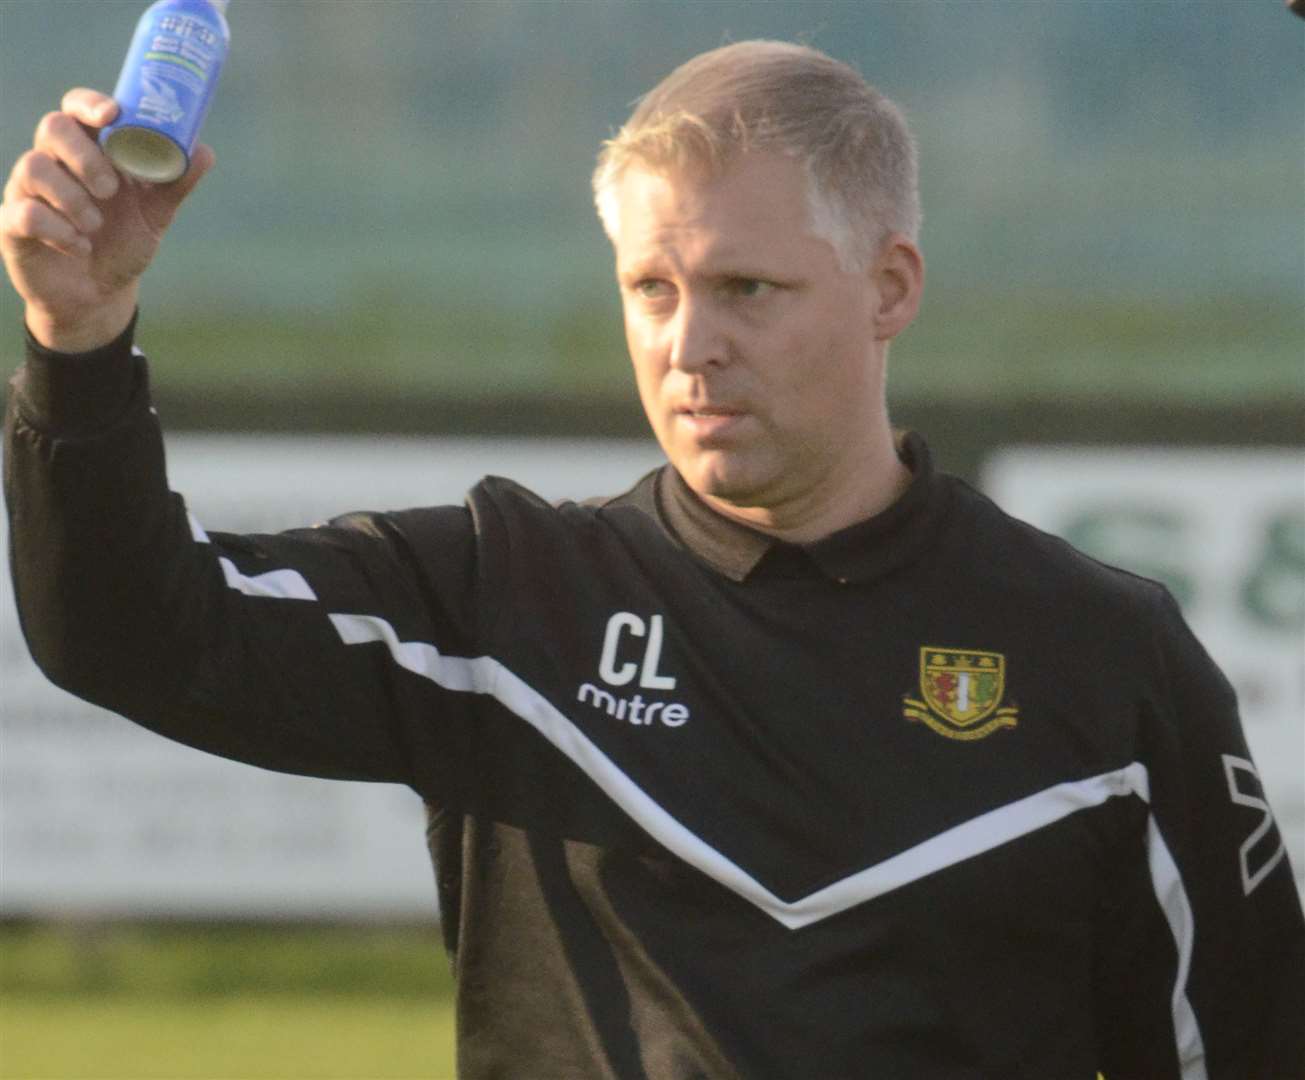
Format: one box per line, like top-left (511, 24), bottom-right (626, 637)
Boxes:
top-left (668, 297), bottom-right (727, 373)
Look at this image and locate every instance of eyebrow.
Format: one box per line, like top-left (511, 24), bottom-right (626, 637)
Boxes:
top-left (617, 237), bottom-right (769, 281)
top-left (618, 260), bottom-right (785, 287)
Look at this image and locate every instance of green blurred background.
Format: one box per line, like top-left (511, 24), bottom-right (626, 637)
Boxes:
top-left (1, 2), bottom-right (1302, 1078)
top-left (2, 0), bottom-right (1301, 460)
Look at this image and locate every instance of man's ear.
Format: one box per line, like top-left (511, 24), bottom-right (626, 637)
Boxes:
top-left (870, 234), bottom-right (925, 342)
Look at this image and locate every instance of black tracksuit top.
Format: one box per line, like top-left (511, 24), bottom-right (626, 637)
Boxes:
top-left (5, 323), bottom-right (1304, 1080)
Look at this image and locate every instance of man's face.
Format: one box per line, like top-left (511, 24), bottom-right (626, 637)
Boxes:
top-left (612, 152), bottom-right (889, 523)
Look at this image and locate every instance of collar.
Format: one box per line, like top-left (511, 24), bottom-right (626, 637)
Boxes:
top-left (653, 431), bottom-right (950, 584)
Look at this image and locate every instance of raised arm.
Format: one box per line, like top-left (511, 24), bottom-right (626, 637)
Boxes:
top-left (2, 92), bottom-right (484, 797)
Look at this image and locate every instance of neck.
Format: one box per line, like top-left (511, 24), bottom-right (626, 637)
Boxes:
top-left (701, 431), bottom-right (913, 544)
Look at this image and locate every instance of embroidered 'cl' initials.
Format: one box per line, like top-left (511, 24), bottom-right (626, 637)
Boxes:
top-left (598, 612), bottom-right (677, 690)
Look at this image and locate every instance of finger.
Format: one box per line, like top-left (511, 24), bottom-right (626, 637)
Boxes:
top-left (32, 110), bottom-right (119, 201)
top-left (143, 143), bottom-right (215, 226)
top-left (171, 143), bottom-right (216, 202)
top-left (60, 88), bottom-right (119, 130)
top-left (6, 150), bottom-right (104, 236)
top-left (0, 196), bottom-right (93, 259)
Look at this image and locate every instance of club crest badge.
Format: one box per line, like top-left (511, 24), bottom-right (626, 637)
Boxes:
top-left (903, 647), bottom-right (1019, 741)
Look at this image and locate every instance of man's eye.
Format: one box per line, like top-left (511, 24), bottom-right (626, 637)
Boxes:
top-left (634, 280), bottom-right (672, 299)
top-left (726, 278), bottom-right (773, 299)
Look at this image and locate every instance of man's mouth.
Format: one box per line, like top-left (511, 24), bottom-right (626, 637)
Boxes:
top-left (675, 403), bottom-right (743, 418)
top-left (674, 405), bottom-right (747, 439)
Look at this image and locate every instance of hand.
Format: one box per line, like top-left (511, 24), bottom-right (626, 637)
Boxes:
top-left (0, 88), bottom-right (215, 352)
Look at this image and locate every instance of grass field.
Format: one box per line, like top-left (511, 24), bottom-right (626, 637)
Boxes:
top-left (2, 288), bottom-right (1301, 413)
top-left (1, 999), bottom-right (456, 1080)
top-left (0, 923), bottom-right (1116, 1080)
top-left (0, 923), bottom-right (458, 1080)
top-left (101, 290), bottom-right (1305, 407)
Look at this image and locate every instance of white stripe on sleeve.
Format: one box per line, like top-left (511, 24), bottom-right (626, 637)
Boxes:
top-left (190, 512), bottom-right (317, 601)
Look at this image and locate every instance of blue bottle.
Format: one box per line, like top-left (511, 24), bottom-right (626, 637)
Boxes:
top-left (99, 0), bottom-right (230, 184)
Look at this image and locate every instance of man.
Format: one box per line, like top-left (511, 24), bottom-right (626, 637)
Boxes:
top-left (3, 40), bottom-right (1302, 1080)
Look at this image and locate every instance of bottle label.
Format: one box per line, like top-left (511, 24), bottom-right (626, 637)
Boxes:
top-left (101, 1), bottom-right (229, 182)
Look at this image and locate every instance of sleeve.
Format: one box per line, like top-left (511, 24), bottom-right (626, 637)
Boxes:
top-left (1093, 587), bottom-right (1305, 1080)
top-left (4, 324), bottom-right (485, 800)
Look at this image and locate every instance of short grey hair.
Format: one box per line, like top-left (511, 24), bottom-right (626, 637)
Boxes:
top-left (592, 40), bottom-right (921, 270)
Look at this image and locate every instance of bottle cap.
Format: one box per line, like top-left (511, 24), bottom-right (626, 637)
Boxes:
top-left (103, 126), bottom-right (187, 183)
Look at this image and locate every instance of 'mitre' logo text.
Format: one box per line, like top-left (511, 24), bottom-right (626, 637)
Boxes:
top-left (576, 611), bottom-right (690, 727)
top-left (903, 647), bottom-right (1019, 741)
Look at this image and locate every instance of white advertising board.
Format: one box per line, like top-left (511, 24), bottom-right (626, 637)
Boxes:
top-left (1, 434), bottom-right (665, 918)
top-left (5, 437), bottom-right (1300, 915)
top-left (984, 447), bottom-right (1305, 896)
